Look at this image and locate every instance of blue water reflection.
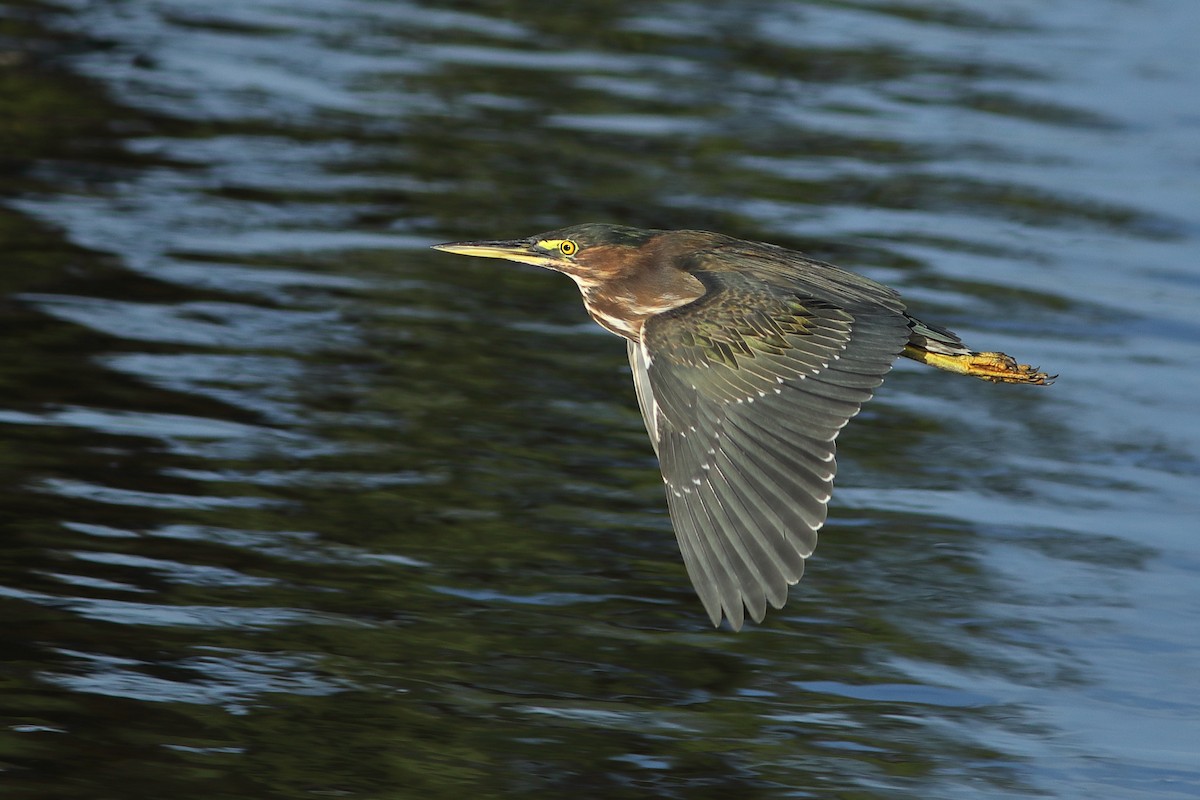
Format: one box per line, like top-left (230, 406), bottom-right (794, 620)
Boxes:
top-left (1, 1), bottom-right (1197, 798)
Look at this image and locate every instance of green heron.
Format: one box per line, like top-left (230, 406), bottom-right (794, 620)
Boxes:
top-left (433, 224), bottom-right (1052, 629)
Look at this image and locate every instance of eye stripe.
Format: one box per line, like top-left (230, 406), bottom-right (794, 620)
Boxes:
top-left (536, 239), bottom-right (579, 256)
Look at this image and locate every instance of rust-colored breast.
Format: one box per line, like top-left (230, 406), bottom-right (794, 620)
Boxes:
top-left (572, 243), bottom-right (706, 341)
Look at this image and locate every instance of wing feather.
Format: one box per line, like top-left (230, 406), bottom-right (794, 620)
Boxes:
top-left (636, 266), bottom-right (910, 628)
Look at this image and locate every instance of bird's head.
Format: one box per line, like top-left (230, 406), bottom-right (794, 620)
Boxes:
top-left (432, 223), bottom-right (662, 287)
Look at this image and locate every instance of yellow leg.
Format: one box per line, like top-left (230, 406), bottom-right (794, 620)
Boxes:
top-left (903, 345), bottom-right (1054, 385)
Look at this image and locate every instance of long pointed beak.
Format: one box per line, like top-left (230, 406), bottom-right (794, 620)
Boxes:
top-left (431, 238), bottom-right (559, 269)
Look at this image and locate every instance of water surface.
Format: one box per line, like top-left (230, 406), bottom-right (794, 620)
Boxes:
top-left (2, 1), bottom-right (1198, 798)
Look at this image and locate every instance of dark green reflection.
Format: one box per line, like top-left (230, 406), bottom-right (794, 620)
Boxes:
top-left (1, 1), bottom-right (1164, 799)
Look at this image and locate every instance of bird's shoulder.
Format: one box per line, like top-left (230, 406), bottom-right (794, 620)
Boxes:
top-left (674, 236), bottom-right (906, 317)
top-left (640, 240), bottom-right (913, 416)
top-left (646, 240), bottom-right (905, 367)
top-left (645, 273), bottom-right (840, 372)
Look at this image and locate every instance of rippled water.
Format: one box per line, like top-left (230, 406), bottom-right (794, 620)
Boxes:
top-left (2, 1), bottom-right (1198, 798)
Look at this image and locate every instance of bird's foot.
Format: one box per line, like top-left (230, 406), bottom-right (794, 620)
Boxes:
top-left (905, 347), bottom-right (1055, 385)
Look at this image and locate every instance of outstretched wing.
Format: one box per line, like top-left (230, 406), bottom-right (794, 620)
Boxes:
top-left (632, 267), bottom-right (910, 629)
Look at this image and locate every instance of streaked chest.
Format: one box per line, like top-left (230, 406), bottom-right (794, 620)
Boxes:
top-left (577, 280), bottom-right (705, 341)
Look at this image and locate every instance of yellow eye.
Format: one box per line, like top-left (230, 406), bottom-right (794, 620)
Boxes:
top-left (559, 240), bottom-right (578, 256)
